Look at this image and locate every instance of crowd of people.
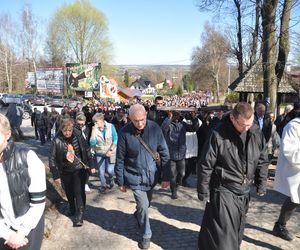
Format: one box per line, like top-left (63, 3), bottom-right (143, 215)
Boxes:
top-left (1, 93), bottom-right (300, 249)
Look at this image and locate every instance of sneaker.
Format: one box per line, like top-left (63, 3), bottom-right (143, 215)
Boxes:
top-left (272, 222), bottom-right (294, 241)
top-left (138, 238), bottom-right (151, 249)
top-left (85, 184), bottom-right (91, 192)
top-left (99, 186), bottom-right (106, 193)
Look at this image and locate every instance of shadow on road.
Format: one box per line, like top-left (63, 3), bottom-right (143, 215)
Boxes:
top-left (151, 201), bottom-right (203, 225)
top-left (84, 204), bottom-right (198, 250)
top-left (243, 235), bottom-right (282, 250)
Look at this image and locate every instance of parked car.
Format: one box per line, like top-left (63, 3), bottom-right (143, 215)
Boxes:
top-left (0, 101), bottom-right (32, 119)
top-left (21, 94), bottom-right (35, 104)
top-left (0, 93), bottom-right (5, 100)
top-left (67, 96), bottom-right (85, 108)
top-left (32, 95), bottom-right (47, 106)
top-left (50, 95), bottom-right (65, 107)
top-left (19, 102), bottom-right (33, 119)
top-left (1, 94), bottom-right (22, 105)
top-left (44, 96), bottom-right (52, 105)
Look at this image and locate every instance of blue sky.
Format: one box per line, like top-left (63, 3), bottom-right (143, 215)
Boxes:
top-left (1, 0), bottom-right (212, 65)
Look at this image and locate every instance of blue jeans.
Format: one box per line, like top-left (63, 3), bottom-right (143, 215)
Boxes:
top-left (132, 189), bottom-right (153, 239)
top-left (96, 155), bottom-right (115, 188)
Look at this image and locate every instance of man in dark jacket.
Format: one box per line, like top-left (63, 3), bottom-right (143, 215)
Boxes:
top-left (31, 107), bottom-right (39, 140)
top-left (275, 102), bottom-right (300, 138)
top-left (147, 96), bottom-right (167, 126)
top-left (254, 102), bottom-right (272, 143)
top-left (197, 102), bottom-right (269, 250)
top-left (161, 111), bottom-right (199, 199)
top-left (115, 104), bottom-right (170, 250)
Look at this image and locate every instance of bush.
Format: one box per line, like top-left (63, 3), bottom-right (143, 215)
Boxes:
top-left (225, 91), bottom-right (239, 103)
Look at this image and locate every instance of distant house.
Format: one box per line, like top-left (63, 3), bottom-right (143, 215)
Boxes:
top-left (131, 78), bottom-right (152, 91)
top-left (155, 82), bottom-right (164, 90)
top-left (131, 78), bottom-right (156, 95)
top-left (155, 79), bottom-right (174, 89)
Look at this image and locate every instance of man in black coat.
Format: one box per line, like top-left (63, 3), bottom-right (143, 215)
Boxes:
top-left (197, 102), bottom-right (269, 250)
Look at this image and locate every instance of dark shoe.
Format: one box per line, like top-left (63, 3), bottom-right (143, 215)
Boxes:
top-left (134, 211), bottom-right (141, 228)
top-left (138, 238), bottom-right (151, 249)
top-left (73, 214), bottom-right (83, 227)
top-left (99, 186), bottom-right (106, 193)
top-left (107, 181), bottom-right (114, 189)
top-left (272, 222), bottom-right (293, 241)
top-left (171, 190), bottom-right (178, 199)
top-left (73, 217), bottom-right (83, 227)
top-left (73, 208), bottom-right (84, 227)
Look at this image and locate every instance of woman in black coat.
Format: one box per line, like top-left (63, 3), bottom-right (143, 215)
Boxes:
top-left (49, 117), bottom-right (95, 227)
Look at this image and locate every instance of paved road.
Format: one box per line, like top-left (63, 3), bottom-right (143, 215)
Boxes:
top-left (19, 120), bottom-right (300, 250)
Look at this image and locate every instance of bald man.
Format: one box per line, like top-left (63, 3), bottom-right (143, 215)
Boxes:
top-left (115, 104), bottom-right (170, 249)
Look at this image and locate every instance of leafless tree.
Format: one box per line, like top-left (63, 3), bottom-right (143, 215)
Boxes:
top-left (196, 0), bottom-right (299, 113)
top-left (191, 22), bottom-right (231, 102)
top-left (0, 14), bottom-right (17, 92)
top-left (20, 4), bottom-right (42, 94)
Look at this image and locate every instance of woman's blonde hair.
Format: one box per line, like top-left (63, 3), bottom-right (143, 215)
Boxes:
top-left (59, 117), bottom-right (74, 131)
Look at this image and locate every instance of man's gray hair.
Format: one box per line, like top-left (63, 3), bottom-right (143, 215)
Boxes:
top-left (76, 113), bottom-right (86, 122)
top-left (129, 104), bottom-right (146, 117)
top-left (92, 113), bottom-right (105, 123)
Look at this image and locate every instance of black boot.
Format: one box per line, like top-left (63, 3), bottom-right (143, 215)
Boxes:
top-left (272, 222), bottom-right (294, 241)
top-left (171, 188), bottom-right (178, 199)
top-left (73, 207), bottom-right (84, 227)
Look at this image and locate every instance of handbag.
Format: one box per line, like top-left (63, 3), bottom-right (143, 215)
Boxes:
top-left (135, 134), bottom-right (161, 168)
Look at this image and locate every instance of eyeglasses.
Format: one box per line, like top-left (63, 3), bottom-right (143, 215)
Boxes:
top-left (77, 122), bottom-right (85, 127)
top-left (233, 117), bottom-right (253, 129)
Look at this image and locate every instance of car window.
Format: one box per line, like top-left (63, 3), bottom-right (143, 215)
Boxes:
top-left (53, 96), bottom-right (63, 99)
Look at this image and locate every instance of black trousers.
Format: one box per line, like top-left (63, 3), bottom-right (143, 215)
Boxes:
top-left (0, 214), bottom-right (44, 250)
top-left (34, 125), bottom-right (39, 139)
top-left (61, 169), bottom-right (87, 214)
top-left (183, 157), bottom-right (197, 183)
top-left (198, 187), bottom-right (250, 250)
top-left (278, 197), bottom-right (299, 225)
top-left (170, 159), bottom-right (185, 191)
